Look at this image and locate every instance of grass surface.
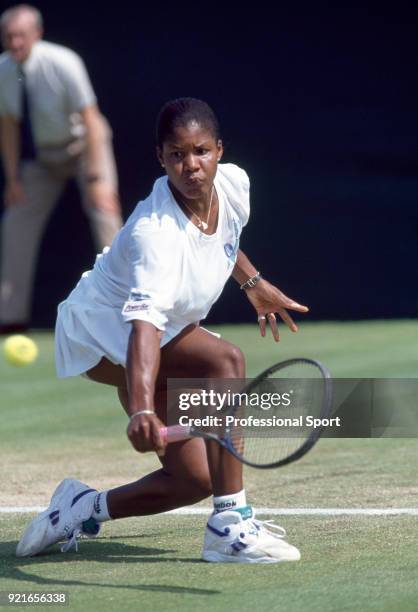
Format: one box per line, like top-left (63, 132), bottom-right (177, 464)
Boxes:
top-left (0, 322), bottom-right (417, 611)
top-left (1, 515), bottom-right (417, 612)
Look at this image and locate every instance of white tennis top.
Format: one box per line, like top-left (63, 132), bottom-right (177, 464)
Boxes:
top-left (55, 163), bottom-right (250, 376)
top-left (0, 40), bottom-right (96, 146)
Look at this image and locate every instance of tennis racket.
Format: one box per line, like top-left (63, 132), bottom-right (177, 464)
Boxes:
top-left (161, 358), bottom-right (332, 469)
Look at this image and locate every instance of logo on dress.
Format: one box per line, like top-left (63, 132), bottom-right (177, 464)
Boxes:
top-left (224, 243), bottom-right (234, 258)
top-left (122, 290), bottom-right (152, 314)
top-left (123, 303), bottom-right (150, 313)
top-left (129, 290), bottom-right (151, 302)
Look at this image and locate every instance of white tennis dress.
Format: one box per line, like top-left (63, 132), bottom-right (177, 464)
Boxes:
top-left (55, 163), bottom-right (250, 377)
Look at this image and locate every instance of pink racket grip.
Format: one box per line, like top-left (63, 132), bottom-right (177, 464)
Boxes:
top-left (160, 424), bottom-right (192, 444)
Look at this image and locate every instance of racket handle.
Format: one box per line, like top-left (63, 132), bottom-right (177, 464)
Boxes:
top-left (160, 424), bottom-right (191, 443)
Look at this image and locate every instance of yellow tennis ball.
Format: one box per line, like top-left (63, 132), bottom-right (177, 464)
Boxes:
top-left (3, 335), bottom-right (38, 366)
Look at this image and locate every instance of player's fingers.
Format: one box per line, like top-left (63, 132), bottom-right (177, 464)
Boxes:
top-left (127, 426), bottom-right (143, 452)
top-left (282, 300), bottom-right (309, 313)
top-left (258, 314), bottom-right (266, 337)
top-left (128, 418), bottom-right (151, 453)
top-left (278, 307), bottom-right (298, 332)
top-left (267, 313), bottom-right (280, 342)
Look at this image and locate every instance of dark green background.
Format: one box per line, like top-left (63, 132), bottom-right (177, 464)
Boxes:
top-left (1, 2), bottom-right (417, 326)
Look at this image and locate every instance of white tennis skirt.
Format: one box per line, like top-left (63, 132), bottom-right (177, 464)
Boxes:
top-left (55, 277), bottom-right (131, 378)
top-left (55, 277), bottom-right (220, 379)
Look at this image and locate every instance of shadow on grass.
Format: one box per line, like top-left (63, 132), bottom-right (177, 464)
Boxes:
top-left (0, 540), bottom-right (220, 596)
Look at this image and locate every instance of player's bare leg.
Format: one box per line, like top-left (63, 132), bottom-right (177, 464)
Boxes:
top-left (86, 324), bottom-right (245, 517)
top-left (17, 325), bottom-right (299, 561)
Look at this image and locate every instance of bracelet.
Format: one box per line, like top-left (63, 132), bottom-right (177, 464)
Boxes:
top-left (129, 410), bottom-right (155, 420)
top-left (240, 272), bottom-right (262, 290)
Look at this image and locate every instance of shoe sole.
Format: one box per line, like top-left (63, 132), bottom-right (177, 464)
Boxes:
top-left (202, 551), bottom-right (300, 563)
top-left (16, 479), bottom-right (78, 557)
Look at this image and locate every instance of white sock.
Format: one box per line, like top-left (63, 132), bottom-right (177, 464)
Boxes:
top-left (213, 489), bottom-right (247, 513)
top-left (91, 491), bottom-right (112, 522)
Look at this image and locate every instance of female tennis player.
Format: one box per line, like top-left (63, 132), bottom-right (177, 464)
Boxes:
top-left (16, 98), bottom-right (308, 563)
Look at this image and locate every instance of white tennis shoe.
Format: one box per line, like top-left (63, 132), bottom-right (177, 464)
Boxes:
top-left (16, 478), bottom-right (100, 557)
top-left (202, 507), bottom-right (301, 563)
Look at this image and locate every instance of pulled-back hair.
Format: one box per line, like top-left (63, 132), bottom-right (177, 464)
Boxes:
top-left (156, 98), bottom-right (220, 148)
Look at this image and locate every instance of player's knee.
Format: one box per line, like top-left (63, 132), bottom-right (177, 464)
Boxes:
top-left (218, 344), bottom-right (246, 378)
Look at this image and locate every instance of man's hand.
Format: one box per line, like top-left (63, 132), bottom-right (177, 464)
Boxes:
top-left (4, 179), bottom-right (27, 207)
top-left (244, 278), bottom-right (309, 342)
top-left (127, 412), bottom-right (166, 456)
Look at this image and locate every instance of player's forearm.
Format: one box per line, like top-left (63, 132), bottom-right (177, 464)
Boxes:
top-left (126, 320), bottom-right (161, 416)
top-left (0, 115), bottom-right (20, 182)
top-left (232, 249), bottom-right (258, 286)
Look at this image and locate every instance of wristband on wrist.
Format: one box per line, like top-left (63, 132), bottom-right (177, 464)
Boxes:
top-left (240, 272), bottom-right (262, 290)
top-left (129, 410), bottom-right (155, 420)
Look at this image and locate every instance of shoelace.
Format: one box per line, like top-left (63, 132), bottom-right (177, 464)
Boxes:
top-left (60, 528), bottom-right (82, 553)
top-left (252, 519), bottom-right (287, 539)
top-left (229, 519), bottom-right (287, 553)
top-left (60, 519), bottom-right (100, 553)
top-left (59, 516), bottom-right (100, 553)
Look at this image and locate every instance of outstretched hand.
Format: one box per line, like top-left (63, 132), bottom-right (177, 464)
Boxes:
top-left (244, 279), bottom-right (309, 342)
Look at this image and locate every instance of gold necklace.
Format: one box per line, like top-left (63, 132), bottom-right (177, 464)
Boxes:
top-left (181, 186), bottom-right (214, 231)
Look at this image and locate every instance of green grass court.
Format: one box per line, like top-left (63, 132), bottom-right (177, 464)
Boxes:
top-left (0, 321), bottom-right (417, 611)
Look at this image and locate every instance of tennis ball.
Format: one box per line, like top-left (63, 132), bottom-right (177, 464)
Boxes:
top-left (3, 334), bottom-right (38, 366)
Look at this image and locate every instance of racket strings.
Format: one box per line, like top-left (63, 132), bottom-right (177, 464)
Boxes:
top-left (228, 362), bottom-right (328, 467)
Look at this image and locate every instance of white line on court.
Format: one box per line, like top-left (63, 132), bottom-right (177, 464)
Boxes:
top-left (1, 507), bottom-right (418, 516)
top-left (169, 508), bottom-right (418, 516)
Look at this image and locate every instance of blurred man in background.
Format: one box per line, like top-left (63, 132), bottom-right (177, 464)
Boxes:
top-left (0, 4), bottom-right (123, 334)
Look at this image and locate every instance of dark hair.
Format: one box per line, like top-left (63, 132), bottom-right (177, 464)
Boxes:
top-left (156, 98), bottom-right (220, 148)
